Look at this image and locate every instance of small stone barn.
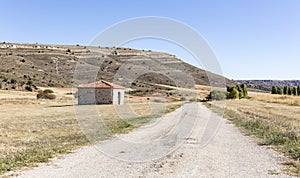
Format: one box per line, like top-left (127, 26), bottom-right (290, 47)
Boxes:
top-left (77, 80), bottom-right (125, 105)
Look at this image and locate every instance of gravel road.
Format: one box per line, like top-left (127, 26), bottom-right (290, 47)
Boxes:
top-left (14, 103), bottom-right (293, 178)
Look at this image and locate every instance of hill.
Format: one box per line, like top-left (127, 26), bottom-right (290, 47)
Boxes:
top-left (238, 80), bottom-right (300, 92)
top-left (0, 42), bottom-right (235, 92)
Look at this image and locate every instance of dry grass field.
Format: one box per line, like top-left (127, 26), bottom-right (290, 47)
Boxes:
top-left (2, 86), bottom-right (299, 176)
top-left (249, 91), bottom-right (300, 106)
top-left (206, 92), bottom-right (300, 176)
top-left (0, 89), bottom-right (181, 174)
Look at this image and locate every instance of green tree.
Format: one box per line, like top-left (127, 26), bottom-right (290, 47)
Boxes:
top-left (277, 87), bottom-right (283, 95)
top-left (293, 86), bottom-right (298, 96)
top-left (297, 86), bottom-right (300, 96)
top-left (283, 86), bottom-right (288, 95)
top-left (227, 86), bottom-right (234, 93)
top-left (241, 84), bottom-right (248, 97)
top-left (271, 86), bottom-right (277, 94)
top-left (237, 85), bottom-right (244, 98)
top-left (288, 87), bottom-right (292, 95)
top-left (228, 88), bottom-right (239, 99)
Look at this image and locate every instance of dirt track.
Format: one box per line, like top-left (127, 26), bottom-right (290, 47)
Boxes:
top-left (14, 103), bottom-right (293, 177)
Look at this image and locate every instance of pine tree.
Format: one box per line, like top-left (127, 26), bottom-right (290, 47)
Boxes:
top-left (283, 86), bottom-right (288, 95)
top-left (288, 87), bottom-right (292, 95)
top-left (277, 87), bottom-right (283, 95)
top-left (271, 86), bottom-right (277, 94)
top-left (293, 86), bottom-right (298, 96)
top-left (241, 84), bottom-right (248, 97)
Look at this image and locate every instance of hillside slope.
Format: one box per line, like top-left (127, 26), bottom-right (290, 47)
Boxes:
top-left (0, 42), bottom-right (235, 91)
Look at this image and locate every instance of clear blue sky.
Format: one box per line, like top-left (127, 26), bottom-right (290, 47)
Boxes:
top-left (1, 0), bottom-right (300, 80)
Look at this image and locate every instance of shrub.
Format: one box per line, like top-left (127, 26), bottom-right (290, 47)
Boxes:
top-left (207, 85), bottom-right (249, 101)
top-left (228, 88), bottom-right (239, 99)
top-left (283, 86), bottom-right (288, 95)
top-left (207, 90), bottom-right (227, 101)
top-left (43, 89), bottom-right (54, 94)
top-left (277, 87), bottom-right (283, 95)
top-left (0, 82), bottom-right (2, 89)
top-left (37, 90), bottom-right (56, 100)
top-left (26, 80), bottom-right (33, 85)
top-left (10, 79), bottom-right (17, 84)
top-left (271, 86), bottom-right (277, 94)
top-left (298, 86), bottom-right (300, 96)
top-left (227, 84), bottom-right (248, 99)
top-left (66, 49), bottom-right (71, 53)
top-left (25, 86), bottom-right (32, 92)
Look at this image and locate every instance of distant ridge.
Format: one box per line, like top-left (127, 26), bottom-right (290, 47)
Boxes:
top-left (237, 80), bottom-right (300, 92)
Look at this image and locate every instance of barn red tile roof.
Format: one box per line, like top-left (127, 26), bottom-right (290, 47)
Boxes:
top-left (78, 80), bottom-right (125, 89)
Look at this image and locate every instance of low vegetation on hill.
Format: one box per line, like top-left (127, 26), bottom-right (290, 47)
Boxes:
top-left (0, 42), bottom-right (235, 94)
top-left (0, 75), bottom-right (37, 91)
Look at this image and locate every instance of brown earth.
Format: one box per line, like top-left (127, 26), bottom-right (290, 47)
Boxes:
top-left (0, 42), bottom-right (235, 93)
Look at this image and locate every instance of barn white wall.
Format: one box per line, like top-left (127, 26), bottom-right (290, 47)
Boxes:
top-left (112, 89), bottom-right (125, 105)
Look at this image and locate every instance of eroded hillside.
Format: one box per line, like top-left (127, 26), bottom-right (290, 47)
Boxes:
top-left (0, 42), bottom-right (234, 91)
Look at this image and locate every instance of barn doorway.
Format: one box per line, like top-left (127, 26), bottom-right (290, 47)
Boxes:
top-left (118, 92), bottom-right (121, 105)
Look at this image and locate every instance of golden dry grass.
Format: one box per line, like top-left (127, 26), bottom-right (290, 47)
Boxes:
top-left (0, 89), bottom-right (181, 174)
top-left (207, 91), bottom-right (300, 176)
top-left (249, 91), bottom-right (300, 106)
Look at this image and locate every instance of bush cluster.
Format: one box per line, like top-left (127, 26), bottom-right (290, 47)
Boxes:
top-left (272, 85), bottom-right (300, 96)
top-left (207, 84), bottom-right (249, 101)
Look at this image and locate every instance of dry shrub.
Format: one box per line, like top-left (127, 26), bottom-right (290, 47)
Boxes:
top-left (43, 89), bottom-right (54, 94)
top-left (37, 90), bottom-right (56, 100)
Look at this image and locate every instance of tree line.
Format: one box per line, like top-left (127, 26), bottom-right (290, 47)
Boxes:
top-left (271, 85), bottom-right (300, 96)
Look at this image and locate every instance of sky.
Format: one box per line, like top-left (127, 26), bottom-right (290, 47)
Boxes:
top-left (1, 0), bottom-right (300, 80)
